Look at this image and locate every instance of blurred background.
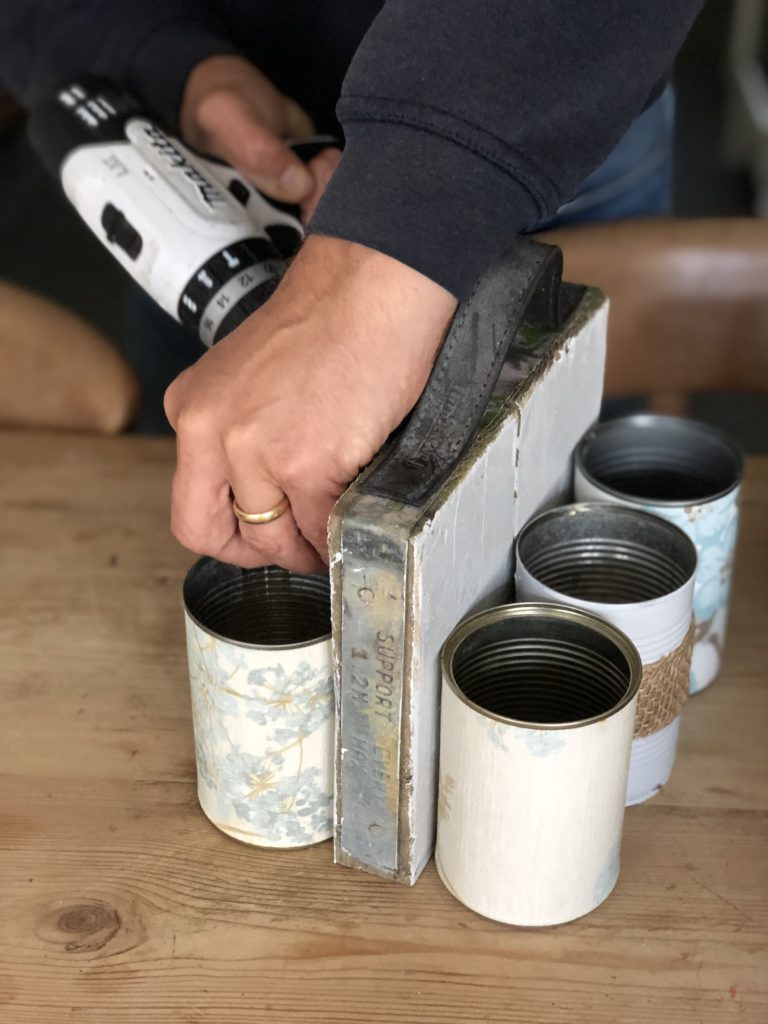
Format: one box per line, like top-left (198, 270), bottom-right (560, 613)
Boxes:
top-left (1, 0), bottom-right (766, 444)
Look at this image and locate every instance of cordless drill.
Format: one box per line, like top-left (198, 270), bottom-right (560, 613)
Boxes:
top-left (28, 79), bottom-right (335, 345)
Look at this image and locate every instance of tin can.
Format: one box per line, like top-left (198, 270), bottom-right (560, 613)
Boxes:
top-left (515, 503), bottom-right (697, 804)
top-left (183, 558), bottom-right (334, 847)
top-left (574, 415), bottom-right (743, 693)
top-left (435, 603), bottom-right (641, 926)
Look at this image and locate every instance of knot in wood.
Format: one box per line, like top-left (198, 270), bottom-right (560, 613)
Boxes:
top-left (58, 902), bottom-right (118, 936)
top-left (38, 899), bottom-right (123, 952)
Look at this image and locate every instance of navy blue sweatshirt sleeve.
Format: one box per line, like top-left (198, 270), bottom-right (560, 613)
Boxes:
top-left (0, 1), bottom-right (239, 129)
top-left (1, 1), bottom-right (702, 299)
top-left (308, 0), bottom-right (703, 298)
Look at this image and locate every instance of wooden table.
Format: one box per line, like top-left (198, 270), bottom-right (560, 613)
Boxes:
top-left (0, 432), bottom-right (766, 1024)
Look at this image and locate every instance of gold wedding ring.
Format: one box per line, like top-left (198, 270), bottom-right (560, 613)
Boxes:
top-left (232, 495), bottom-right (290, 525)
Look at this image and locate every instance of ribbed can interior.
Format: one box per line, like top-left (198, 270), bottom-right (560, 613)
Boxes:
top-left (517, 505), bottom-right (696, 603)
top-left (579, 417), bottom-right (742, 504)
top-left (184, 558), bottom-right (331, 646)
top-left (450, 613), bottom-right (634, 725)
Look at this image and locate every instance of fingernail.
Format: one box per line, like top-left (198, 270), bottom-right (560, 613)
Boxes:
top-left (279, 164), bottom-right (311, 198)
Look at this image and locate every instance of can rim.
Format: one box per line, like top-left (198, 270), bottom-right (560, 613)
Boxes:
top-left (183, 557), bottom-right (332, 651)
top-left (515, 501), bottom-right (698, 606)
top-left (441, 601), bottom-right (642, 730)
top-left (183, 603), bottom-right (332, 651)
top-left (575, 414), bottom-right (744, 506)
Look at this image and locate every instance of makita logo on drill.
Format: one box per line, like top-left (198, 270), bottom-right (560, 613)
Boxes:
top-left (142, 124), bottom-right (224, 208)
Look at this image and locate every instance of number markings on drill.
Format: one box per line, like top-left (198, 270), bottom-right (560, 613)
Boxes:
top-left (196, 262), bottom-right (281, 346)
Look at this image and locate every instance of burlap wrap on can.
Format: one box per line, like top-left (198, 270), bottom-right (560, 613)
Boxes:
top-left (634, 620), bottom-right (695, 738)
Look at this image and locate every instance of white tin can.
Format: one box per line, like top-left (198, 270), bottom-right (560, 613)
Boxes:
top-left (183, 558), bottom-right (334, 848)
top-left (515, 503), bottom-right (697, 805)
top-left (574, 415), bottom-right (743, 694)
top-left (436, 603), bottom-right (641, 926)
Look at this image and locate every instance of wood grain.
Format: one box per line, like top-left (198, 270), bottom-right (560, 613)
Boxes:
top-left (538, 218), bottom-right (768, 405)
top-left (1, 431), bottom-right (766, 1023)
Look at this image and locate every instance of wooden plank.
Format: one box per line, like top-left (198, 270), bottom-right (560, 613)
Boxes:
top-left (332, 291), bottom-right (607, 883)
top-left (0, 432), bottom-right (766, 1023)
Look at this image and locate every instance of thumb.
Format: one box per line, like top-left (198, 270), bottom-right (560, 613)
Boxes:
top-left (301, 147), bottom-right (343, 223)
top-left (193, 89), bottom-right (314, 203)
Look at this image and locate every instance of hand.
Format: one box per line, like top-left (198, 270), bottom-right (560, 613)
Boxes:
top-left (164, 236), bottom-right (457, 572)
top-left (181, 54), bottom-right (341, 217)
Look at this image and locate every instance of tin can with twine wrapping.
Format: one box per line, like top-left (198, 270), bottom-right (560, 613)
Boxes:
top-left (515, 503), bottom-right (697, 805)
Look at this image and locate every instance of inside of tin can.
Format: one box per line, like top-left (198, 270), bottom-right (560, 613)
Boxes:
top-left (580, 418), bottom-right (742, 503)
top-left (184, 558), bottom-right (331, 646)
top-left (450, 614), bottom-right (634, 725)
top-left (517, 505), bottom-right (696, 603)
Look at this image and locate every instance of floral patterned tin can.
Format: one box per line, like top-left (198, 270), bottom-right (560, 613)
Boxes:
top-left (183, 558), bottom-right (334, 848)
top-left (574, 415), bottom-right (743, 694)
top-left (514, 503), bottom-right (697, 805)
top-left (436, 603), bottom-right (641, 927)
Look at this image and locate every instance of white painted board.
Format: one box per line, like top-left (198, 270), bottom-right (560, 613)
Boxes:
top-left (330, 289), bottom-right (608, 884)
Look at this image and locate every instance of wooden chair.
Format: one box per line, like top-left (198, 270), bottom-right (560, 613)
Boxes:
top-left (0, 281), bottom-right (140, 433)
top-left (538, 217), bottom-right (768, 415)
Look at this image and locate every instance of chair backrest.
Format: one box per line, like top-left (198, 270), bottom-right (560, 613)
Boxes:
top-left (0, 281), bottom-right (140, 433)
top-left (538, 218), bottom-right (768, 414)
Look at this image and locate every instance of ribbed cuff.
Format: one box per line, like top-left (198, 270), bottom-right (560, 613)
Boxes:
top-left (125, 20), bottom-right (240, 131)
top-left (307, 120), bottom-right (547, 300)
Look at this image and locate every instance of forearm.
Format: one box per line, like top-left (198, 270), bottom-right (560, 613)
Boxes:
top-left (0, 0), bottom-right (239, 126)
top-left (308, 0), bottom-right (703, 298)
